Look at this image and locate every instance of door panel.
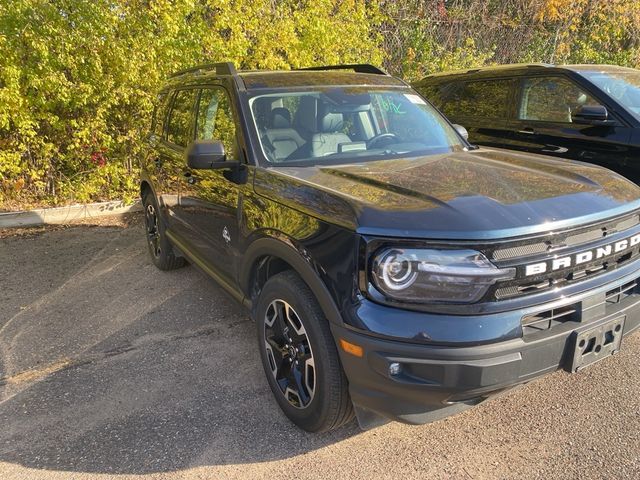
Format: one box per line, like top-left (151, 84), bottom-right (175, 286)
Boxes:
top-left (156, 88), bottom-right (199, 236)
top-left (178, 85), bottom-right (242, 282)
top-left (154, 141), bottom-right (184, 231)
top-left (145, 92), bottom-right (173, 212)
top-left (619, 128), bottom-right (640, 180)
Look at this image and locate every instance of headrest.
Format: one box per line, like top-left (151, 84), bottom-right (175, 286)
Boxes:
top-left (294, 96), bottom-right (318, 134)
top-left (253, 97), bottom-right (274, 129)
top-left (320, 111), bottom-right (344, 133)
top-left (270, 107), bottom-right (291, 128)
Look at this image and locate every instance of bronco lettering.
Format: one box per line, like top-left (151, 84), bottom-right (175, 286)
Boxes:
top-left (525, 233), bottom-right (640, 276)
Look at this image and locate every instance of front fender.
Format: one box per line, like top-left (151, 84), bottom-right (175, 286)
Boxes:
top-left (239, 235), bottom-right (345, 326)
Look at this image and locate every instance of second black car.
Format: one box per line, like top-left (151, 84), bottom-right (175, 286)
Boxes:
top-left (414, 64), bottom-right (640, 178)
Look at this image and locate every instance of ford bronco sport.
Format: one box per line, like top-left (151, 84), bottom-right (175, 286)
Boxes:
top-left (140, 63), bottom-right (640, 432)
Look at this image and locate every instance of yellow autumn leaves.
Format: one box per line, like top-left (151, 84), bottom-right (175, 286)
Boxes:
top-left (1, 0), bottom-right (639, 209)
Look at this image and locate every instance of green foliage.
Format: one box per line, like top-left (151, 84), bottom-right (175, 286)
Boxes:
top-left (1, 0), bottom-right (640, 210)
top-left (0, 0), bottom-right (382, 209)
top-left (379, 0), bottom-right (640, 79)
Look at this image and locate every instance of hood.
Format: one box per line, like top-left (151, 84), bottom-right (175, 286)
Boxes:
top-left (254, 148), bottom-right (640, 240)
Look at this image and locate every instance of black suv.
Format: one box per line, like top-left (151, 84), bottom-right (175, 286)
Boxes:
top-left (141, 63), bottom-right (640, 432)
top-left (413, 64), bottom-right (640, 177)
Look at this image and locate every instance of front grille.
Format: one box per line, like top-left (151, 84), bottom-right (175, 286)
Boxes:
top-left (491, 213), bottom-right (640, 261)
top-left (487, 211), bottom-right (640, 302)
top-left (492, 243), bottom-right (548, 261)
top-left (495, 249), bottom-right (640, 300)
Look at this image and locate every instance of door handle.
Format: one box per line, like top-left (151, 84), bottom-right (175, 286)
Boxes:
top-left (517, 127), bottom-right (535, 135)
top-left (542, 145), bottom-right (569, 154)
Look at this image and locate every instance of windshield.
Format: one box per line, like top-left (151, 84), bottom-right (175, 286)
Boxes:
top-left (580, 69), bottom-right (640, 121)
top-left (249, 88), bottom-right (465, 165)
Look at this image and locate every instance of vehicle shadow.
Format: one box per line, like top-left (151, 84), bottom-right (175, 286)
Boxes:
top-left (0, 218), bottom-right (359, 474)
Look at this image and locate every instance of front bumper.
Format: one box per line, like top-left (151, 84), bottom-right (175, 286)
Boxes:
top-left (333, 270), bottom-right (640, 427)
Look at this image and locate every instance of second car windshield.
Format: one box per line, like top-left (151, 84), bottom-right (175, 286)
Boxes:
top-left (581, 69), bottom-right (640, 121)
top-left (249, 88), bottom-right (464, 165)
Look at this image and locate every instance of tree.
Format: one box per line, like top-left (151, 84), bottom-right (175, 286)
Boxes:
top-left (0, 0), bottom-right (382, 209)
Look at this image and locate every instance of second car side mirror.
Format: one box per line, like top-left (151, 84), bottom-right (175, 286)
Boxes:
top-left (186, 140), bottom-right (238, 169)
top-left (452, 124), bottom-right (469, 140)
top-left (571, 105), bottom-right (610, 125)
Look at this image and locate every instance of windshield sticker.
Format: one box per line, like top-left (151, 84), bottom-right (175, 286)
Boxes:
top-left (404, 94), bottom-right (427, 105)
top-left (380, 96), bottom-right (406, 115)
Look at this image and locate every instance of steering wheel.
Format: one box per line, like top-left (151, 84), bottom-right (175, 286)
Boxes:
top-left (367, 133), bottom-right (400, 149)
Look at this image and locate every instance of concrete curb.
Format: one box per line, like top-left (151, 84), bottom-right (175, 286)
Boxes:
top-left (0, 200), bottom-right (142, 228)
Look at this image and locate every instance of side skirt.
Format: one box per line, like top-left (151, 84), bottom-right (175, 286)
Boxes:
top-left (165, 229), bottom-right (253, 311)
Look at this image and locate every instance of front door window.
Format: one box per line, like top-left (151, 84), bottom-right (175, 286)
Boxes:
top-left (519, 77), bottom-right (601, 123)
top-left (196, 87), bottom-right (237, 159)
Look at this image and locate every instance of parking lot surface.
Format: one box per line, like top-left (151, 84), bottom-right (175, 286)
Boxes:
top-left (0, 214), bottom-right (639, 480)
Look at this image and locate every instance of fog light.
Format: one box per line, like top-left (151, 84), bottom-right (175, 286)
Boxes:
top-left (389, 362), bottom-right (401, 376)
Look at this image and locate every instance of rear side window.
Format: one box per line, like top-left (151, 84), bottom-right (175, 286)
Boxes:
top-left (519, 77), bottom-right (602, 123)
top-left (166, 89), bottom-right (198, 147)
top-left (441, 80), bottom-right (513, 120)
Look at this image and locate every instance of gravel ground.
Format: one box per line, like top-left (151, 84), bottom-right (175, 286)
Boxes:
top-left (0, 213), bottom-right (638, 480)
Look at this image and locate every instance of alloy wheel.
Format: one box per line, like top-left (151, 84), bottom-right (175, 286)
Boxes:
top-left (144, 203), bottom-right (161, 258)
top-left (263, 299), bottom-right (316, 409)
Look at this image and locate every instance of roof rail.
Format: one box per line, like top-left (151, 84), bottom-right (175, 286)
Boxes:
top-left (168, 62), bottom-right (238, 79)
top-left (471, 62), bottom-right (554, 73)
top-left (427, 63), bottom-right (555, 78)
top-left (298, 64), bottom-right (389, 76)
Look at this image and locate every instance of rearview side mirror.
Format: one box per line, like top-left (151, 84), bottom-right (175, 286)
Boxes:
top-left (452, 124), bottom-right (469, 140)
top-left (571, 105), bottom-right (610, 125)
top-left (186, 140), bottom-right (237, 169)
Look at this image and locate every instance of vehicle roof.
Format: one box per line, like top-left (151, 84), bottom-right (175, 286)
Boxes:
top-left (161, 64), bottom-right (406, 92)
top-left (564, 64), bottom-right (640, 73)
top-left (239, 70), bottom-right (405, 89)
top-left (416, 63), bottom-right (639, 83)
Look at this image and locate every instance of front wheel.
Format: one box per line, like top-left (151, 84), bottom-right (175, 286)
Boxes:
top-left (256, 271), bottom-right (354, 432)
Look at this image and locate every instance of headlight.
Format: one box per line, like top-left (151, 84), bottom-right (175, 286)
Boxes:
top-left (371, 248), bottom-right (515, 304)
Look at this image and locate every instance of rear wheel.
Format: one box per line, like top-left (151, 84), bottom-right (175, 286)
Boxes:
top-left (142, 190), bottom-right (185, 271)
top-left (256, 271), bottom-right (354, 432)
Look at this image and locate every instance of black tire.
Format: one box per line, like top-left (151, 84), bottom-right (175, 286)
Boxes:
top-left (256, 270), bottom-right (354, 432)
top-left (142, 190), bottom-right (185, 271)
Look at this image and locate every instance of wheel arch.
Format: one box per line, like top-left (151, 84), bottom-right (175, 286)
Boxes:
top-left (241, 236), bottom-right (343, 326)
top-left (140, 179), bottom-right (154, 199)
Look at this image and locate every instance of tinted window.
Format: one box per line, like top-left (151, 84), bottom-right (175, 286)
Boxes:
top-left (167, 89), bottom-right (197, 147)
top-left (519, 77), bottom-right (601, 123)
top-left (442, 80), bottom-right (512, 119)
top-left (196, 87), bottom-right (237, 158)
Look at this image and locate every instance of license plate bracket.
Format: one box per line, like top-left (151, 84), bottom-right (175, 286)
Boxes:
top-left (570, 316), bottom-right (625, 373)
